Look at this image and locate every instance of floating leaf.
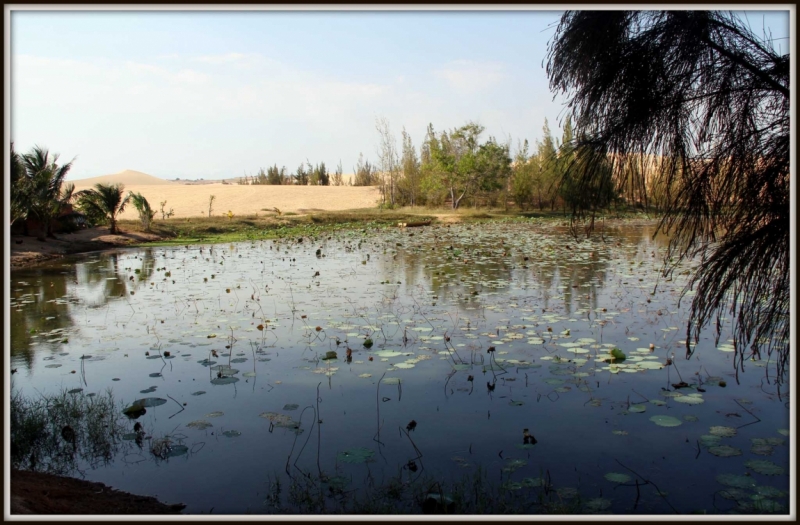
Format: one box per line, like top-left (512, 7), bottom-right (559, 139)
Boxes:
top-left (283, 404), bottom-right (299, 411)
top-left (708, 445), bottom-right (742, 457)
top-left (584, 498), bottom-right (612, 511)
top-left (191, 391), bottom-right (206, 396)
top-left (709, 426), bottom-right (737, 437)
top-left (222, 430), bottom-right (242, 437)
top-left (604, 472), bottom-right (631, 484)
top-left (382, 377), bottom-right (402, 385)
top-left (751, 444), bottom-right (774, 456)
top-left (699, 434), bottom-right (722, 448)
top-left (674, 394), bottom-right (705, 405)
top-left (628, 404), bottom-right (646, 413)
top-left (650, 415), bottom-right (682, 427)
top-left (716, 474), bottom-right (757, 489)
top-left (186, 420), bottom-right (213, 430)
top-left (745, 460), bottom-right (784, 476)
top-left (205, 411), bottom-right (224, 418)
top-left (502, 459), bottom-right (527, 472)
top-left (337, 447), bottom-right (375, 464)
top-left (68, 388), bottom-right (83, 394)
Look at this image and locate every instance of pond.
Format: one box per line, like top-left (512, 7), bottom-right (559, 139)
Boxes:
top-left (9, 220), bottom-right (790, 515)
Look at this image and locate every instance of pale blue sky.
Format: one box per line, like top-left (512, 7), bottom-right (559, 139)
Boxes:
top-left (10, 8), bottom-right (791, 181)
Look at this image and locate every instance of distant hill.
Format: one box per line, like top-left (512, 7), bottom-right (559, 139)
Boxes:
top-left (70, 170), bottom-right (176, 187)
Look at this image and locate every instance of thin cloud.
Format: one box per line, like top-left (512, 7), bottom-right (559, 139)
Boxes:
top-left (433, 60), bottom-right (507, 95)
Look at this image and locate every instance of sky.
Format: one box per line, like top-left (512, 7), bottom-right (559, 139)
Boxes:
top-left (9, 8), bottom-right (792, 181)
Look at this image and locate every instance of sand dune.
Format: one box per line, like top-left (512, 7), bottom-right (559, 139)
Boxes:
top-left (70, 182), bottom-right (381, 220)
top-left (69, 169), bottom-right (177, 187)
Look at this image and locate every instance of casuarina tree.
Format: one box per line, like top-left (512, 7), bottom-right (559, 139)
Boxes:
top-left (547, 11), bottom-right (789, 380)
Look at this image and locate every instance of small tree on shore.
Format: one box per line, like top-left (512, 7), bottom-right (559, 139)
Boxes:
top-left (76, 183), bottom-right (129, 234)
top-left (129, 192), bottom-right (156, 232)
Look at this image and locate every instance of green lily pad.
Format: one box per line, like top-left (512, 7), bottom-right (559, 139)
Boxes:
top-left (205, 411), bottom-right (224, 418)
top-left (718, 488), bottom-right (749, 500)
top-left (604, 472), bottom-right (631, 484)
top-left (186, 420), bottom-right (213, 430)
top-left (650, 415), bottom-right (682, 427)
top-left (502, 459), bottom-right (527, 473)
top-left (321, 351), bottom-right (338, 360)
top-left (708, 445), bottom-right (742, 457)
top-left (649, 399), bottom-right (667, 406)
top-left (683, 415), bottom-right (699, 422)
top-left (521, 477), bottom-right (546, 488)
top-left (584, 497), bottom-right (612, 511)
top-left (337, 447), bottom-right (375, 464)
top-left (755, 485), bottom-right (786, 498)
top-left (699, 434), bottom-right (722, 447)
top-left (222, 430), bottom-right (242, 437)
top-left (751, 444), bottom-right (774, 456)
top-left (709, 426), bottom-right (737, 437)
top-left (716, 474), bottom-right (757, 489)
top-left (259, 412), bottom-right (298, 428)
top-left (381, 377), bottom-right (402, 385)
top-left (283, 404), bottom-right (299, 411)
top-left (674, 394), bottom-right (704, 404)
top-left (628, 404), bottom-right (646, 413)
top-left (745, 460), bottom-right (784, 476)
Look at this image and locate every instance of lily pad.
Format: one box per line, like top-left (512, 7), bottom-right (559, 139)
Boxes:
top-left (604, 472), bottom-right (631, 483)
top-left (674, 394), bottom-right (705, 405)
top-left (650, 415), bottom-right (682, 427)
top-left (337, 447), bottom-right (375, 464)
top-left (282, 404), bottom-right (299, 411)
top-left (502, 459), bottom-right (527, 472)
top-left (750, 444), bottom-right (774, 456)
top-left (205, 411), bottom-right (224, 418)
top-left (745, 460), bottom-right (784, 476)
top-left (699, 434), bottom-right (722, 448)
top-left (259, 412), bottom-right (298, 428)
top-left (584, 498), bottom-right (612, 511)
top-left (716, 474), bottom-right (757, 489)
top-left (191, 391), bottom-right (206, 396)
top-left (708, 445), bottom-right (742, 457)
top-left (222, 430), bottom-right (242, 437)
top-left (186, 420), bottom-right (213, 430)
top-left (381, 377), bottom-right (402, 385)
top-left (628, 404), bottom-right (646, 413)
top-left (709, 426), bottom-right (737, 437)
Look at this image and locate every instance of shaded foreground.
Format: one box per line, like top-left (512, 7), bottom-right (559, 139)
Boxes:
top-left (10, 469), bottom-right (185, 515)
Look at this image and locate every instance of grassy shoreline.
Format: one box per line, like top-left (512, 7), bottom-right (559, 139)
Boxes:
top-left (120, 206), bottom-right (660, 247)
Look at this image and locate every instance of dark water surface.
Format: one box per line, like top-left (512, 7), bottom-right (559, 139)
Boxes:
top-left (9, 221), bottom-right (790, 514)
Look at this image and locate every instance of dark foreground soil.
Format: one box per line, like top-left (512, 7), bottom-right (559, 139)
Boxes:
top-left (9, 228), bottom-right (163, 271)
top-left (10, 469), bottom-right (185, 515)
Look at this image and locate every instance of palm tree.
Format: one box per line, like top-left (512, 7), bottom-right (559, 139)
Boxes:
top-left (10, 143), bottom-right (30, 226)
top-left (76, 183), bottom-right (130, 234)
top-left (21, 146), bottom-right (75, 240)
top-left (128, 191), bottom-right (156, 232)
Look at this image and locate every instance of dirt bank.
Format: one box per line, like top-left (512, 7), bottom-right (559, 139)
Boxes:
top-left (10, 469), bottom-right (185, 515)
top-left (9, 227), bottom-right (164, 271)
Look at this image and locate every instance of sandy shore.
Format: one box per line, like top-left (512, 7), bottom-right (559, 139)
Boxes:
top-left (70, 183), bottom-right (382, 220)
